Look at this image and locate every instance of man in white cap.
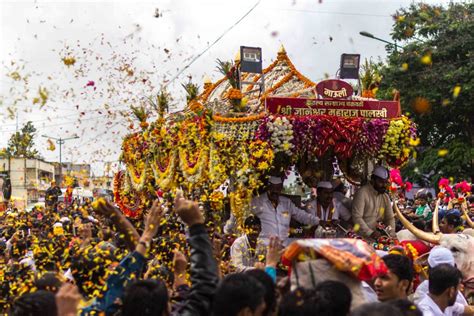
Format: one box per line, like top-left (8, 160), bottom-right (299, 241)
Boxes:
top-left (250, 176), bottom-right (319, 246)
top-left (414, 246), bottom-right (468, 309)
top-left (306, 181), bottom-right (351, 228)
top-left (352, 166), bottom-right (396, 239)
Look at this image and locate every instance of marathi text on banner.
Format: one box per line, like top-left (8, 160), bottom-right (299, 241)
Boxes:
top-left (266, 97), bottom-right (400, 119)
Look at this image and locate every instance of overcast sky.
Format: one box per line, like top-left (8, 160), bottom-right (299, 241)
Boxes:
top-left (0, 0), bottom-right (453, 175)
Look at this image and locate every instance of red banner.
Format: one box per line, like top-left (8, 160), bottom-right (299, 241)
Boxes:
top-left (266, 97), bottom-right (401, 119)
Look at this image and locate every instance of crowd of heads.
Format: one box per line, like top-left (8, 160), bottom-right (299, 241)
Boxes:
top-left (0, 174), bottom-right (473, 316)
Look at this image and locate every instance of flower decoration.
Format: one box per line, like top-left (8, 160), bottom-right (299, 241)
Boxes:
top-left (113, 170), bottom-right (144, 218)
top-left (378, 116), bottom-right (416, 167)
top-left (62, 56), bottom-right (76, 66)
top-left (454, 181), bottom-right (471, 194)
top-left (265, 116), bottom-right (294, 156)
top-left (389, 169), bottom-right (412, 194)
top-left (209, 190), bottom-right (225, 212)
top-left (438, 178), bottom-right (454, 200)
top-left (177, 115), bottom-right (209, 186)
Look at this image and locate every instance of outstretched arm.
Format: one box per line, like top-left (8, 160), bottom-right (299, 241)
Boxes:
top-left (289, 201), bottom-right (319, 226)
top-left (174, 191), bottom-right (219, 316)
top-left (93, 198), bottom-right (140, 251)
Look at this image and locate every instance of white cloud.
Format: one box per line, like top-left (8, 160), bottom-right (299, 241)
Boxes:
top-left (0, 0), bottom-right (452, 174)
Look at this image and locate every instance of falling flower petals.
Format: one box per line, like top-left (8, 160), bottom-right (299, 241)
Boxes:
top-left (438, 149), bottom-right (449, 157)
top-left (453, 85), bottom-right (461, 98)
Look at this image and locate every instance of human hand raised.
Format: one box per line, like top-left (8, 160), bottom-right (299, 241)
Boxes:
top-left (92, 198), bottom-right (118, 217)
top-left (266, 236), bottom-right (282, 268)
top-left (173, 250), bottom-right (188, 276)
top-left (142, 200), bottom-right (164, 240)
top-left (174, 190), bottom-right (204, 227)
top-left (55, 283), bottom-right (82, 316)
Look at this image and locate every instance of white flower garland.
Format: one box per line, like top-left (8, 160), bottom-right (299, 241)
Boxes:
top-left (267, 116), bottom-right (294, 156)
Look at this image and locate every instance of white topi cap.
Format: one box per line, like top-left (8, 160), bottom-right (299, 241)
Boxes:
top-left (269, 176), bottom-right (283, 185)
top-left (372, 166), bottom-right (389, 180)
top-left (317, 181), bottom-right (333, 190)
top-left (428, 246), bottom-right (455, 268)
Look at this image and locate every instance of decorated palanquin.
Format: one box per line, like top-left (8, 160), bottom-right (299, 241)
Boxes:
top-left (114, 46), bottom-right (417, 225)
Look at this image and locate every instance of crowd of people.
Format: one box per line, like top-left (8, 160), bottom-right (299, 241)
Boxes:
top-left (1, 166), bottom-right (474, 316)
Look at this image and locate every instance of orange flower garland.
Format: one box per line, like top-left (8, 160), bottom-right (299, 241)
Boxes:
top-left (226, 88), bottom-right (243, 100)
top-left (212, 112), bottom-right (265, 123)
top-left (113, 171), bottom-right (143, 218)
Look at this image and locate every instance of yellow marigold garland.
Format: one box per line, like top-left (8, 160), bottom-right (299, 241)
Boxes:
top-left (150, 150), bottom-right (177, 191)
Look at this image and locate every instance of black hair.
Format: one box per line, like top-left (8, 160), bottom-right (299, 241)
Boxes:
top-left (245, 269), bottom-right (276, 316)
top-left (351, 302), bottom-right (401, 316)
top-left (212, 273), bottom-right (265, 316)
top-left (387, 299), bottom-right (423, 316)
top-left (35, 272), bottom-right (62, 293)
top-left (444, 213), bottom-right (462, 227)
top-left (333, 182), bottom-right (345, 193)
top-left (313, 280), bottom-right (352, 316)
top-left (278, 283), bottom-right (351, 316)
top-left (278, 288), bottom-right (318, 316)
top-left (412, 220), bottom-right (426, 231)
top-left (10, 290), bottom-right (57, 316)
top-left (146, 264), bottom-right (175, 288)
top-left (69, 245), bottom-right (119, 298)
top-left (244, 215), bottom-right (261, 228)
top-left (9, 239), bottom-right (28, 261)
top-left (416, 193), bottom-right (427, 200)
top-left (121, 279), bottom-right (169, 316)
top-left (428, 264), bottom-right (462, 296)
top-left (382, 255), bottom-right (414, 292)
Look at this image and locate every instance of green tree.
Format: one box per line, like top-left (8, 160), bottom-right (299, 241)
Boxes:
top-left (6, 121), bottom-right (40, 158)
top-left (378, 2), bottom-right (474, 186)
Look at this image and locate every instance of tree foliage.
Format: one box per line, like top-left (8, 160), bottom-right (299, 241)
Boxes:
top-left (5, 121), bottom-right (40, 158)
top-left (378, 2), bottom-right (474, 185)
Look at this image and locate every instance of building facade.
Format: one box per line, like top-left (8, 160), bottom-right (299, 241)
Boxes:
top-left (0, 157), bottom-right (55, 207)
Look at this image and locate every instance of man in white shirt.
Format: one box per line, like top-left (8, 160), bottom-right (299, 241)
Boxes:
top-left (417, 264), bottom-right (468, 316)
top-left (332, 177), bottom-right (353, 211)
top-left (230, 215), bottom-right (266, 272)
top-left (414, 246), bottom-right (468, 309)
top-left (251, 176), bottom-right (319, 246)
top-left (306, 181), bottom-right (352, 224)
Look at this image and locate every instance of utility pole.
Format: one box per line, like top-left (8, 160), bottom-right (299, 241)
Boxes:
top-left (42, 135), bottom-right (79, 186)
top-left (359, 31), bottom-right (403, 52)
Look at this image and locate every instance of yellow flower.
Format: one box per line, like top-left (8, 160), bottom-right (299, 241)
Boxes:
top-left (409, 138), bottom-right (420, 146)
top-left (420, 53), bottom-right (432, 65)
top-left (438, 149), bottom-right (449, 157)
top-left (258, 161), bottom-right (269, 170)
top-left (253, 149), bottom-right (264, 159)
top-left (453, 85), bottom-right (461, 98)
top-left (62, 56), bottom-right (76, 66)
